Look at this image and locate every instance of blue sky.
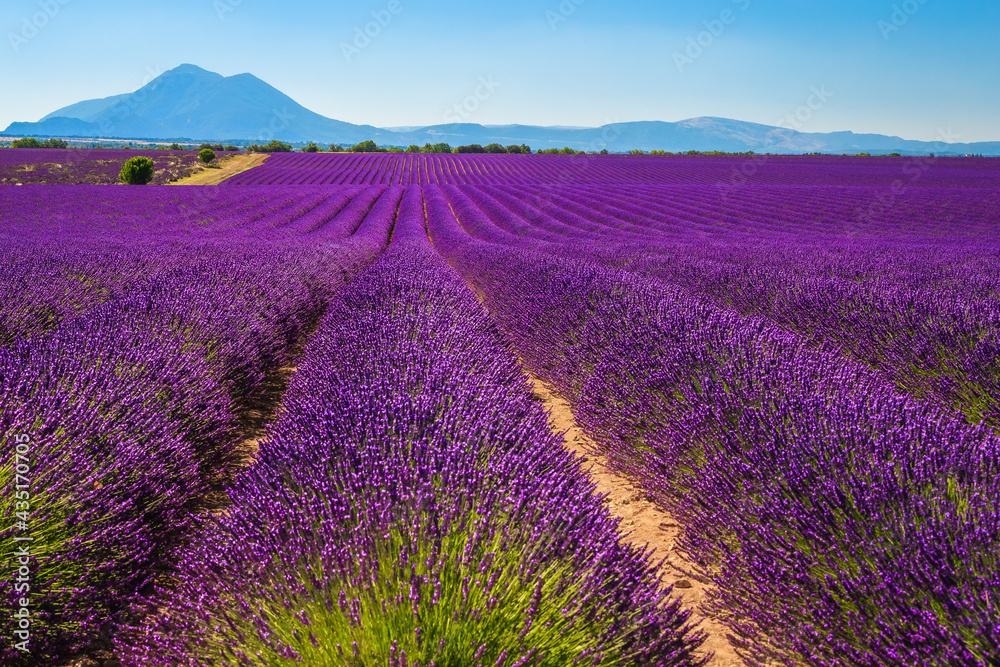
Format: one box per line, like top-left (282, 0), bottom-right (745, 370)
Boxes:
top-left (2, 0), bottom-right (998, 141)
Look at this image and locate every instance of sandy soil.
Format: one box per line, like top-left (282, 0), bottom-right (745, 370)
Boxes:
top-left (168, 152), bottom-right (268, 186)
top-left (528, 377), bottom-right (746, 667)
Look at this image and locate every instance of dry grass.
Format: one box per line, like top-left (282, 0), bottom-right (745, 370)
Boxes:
top-left (168, 153), bottom-right (269, 186)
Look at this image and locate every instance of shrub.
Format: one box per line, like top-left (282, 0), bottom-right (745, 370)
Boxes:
top-left (12, 138), bottom-right (42, 148)
top-left (350, 140), bottom-right (380, 153)
top-left (119, 156), bottom-right (155, 185)
top-left (199, 148), bottom-right (216, 164)
top-left (247, 140), bottom-right (292, 153)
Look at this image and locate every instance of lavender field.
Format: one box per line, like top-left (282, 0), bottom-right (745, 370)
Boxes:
top-left (2, 153), bottom-right (999, 666)
top-left (0, 149), bottom-right (211, 185)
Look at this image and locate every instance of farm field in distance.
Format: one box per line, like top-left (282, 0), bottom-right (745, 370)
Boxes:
top-left (0, 148), bottom-right (219, 185)
top-left (2, 151), bottom-right (999, 666)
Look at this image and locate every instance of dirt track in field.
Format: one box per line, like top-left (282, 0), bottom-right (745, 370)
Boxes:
top-left (64, 314), bottom-right (317, 667)
top-left (457, 279), bottom-right (743, 663)
top-left (168, 152), bottom-right (268, 185)
top-left (528, 377), bottom-right (746, 667)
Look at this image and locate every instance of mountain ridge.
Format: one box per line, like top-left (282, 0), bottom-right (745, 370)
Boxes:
top-left (5, 64), bottom-right (999, 155)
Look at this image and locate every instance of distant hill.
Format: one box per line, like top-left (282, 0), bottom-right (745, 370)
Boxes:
top-left (5, 64), bottom-right (999, 155)
top-left (6, 64), bottom-right (387, 144)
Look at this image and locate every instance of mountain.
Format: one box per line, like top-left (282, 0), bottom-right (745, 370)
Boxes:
top-left (6, 64), bottom-right (388, 144)
top-left (4, 64), bottom-right (999, 155)
top-left (393, 119), bottom-right (1000, 155)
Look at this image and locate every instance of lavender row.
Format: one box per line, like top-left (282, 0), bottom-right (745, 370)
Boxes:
top-left (1, 186), bottom-right (397, 663)
top-left (221, 152), bottom-right (1000, 188)
top-left (0, 185), bottom-right (395, 345)
top-left (118, 187), bottom-right (704, 666)
top-left (443, 183), bottom-right (1000, 430)
top-left (426, 189), bottom-right (1000, 666)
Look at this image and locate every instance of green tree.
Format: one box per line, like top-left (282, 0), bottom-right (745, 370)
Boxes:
top-left (225, 145), bottom-right (239, 152)
top-left (169, 143), bottom-right (183, 150)
top-left (119, 156), bottom-right (155, 185)
top-left (484, 143), bottom-right (507, 154)
top-left (12, 138), bottom-right (43, 148)
top-left (302, 142), bottom-right (320, 153)
top-left (199, 148), bottom-right (216, 164)
top-left (454, 144), bottom-right (486, 154)
top-left (351, 140), bottom-right (380, 153)
top-left (42, 138), bottom-right (68, 149)
top-left (406, 145), bottom-right (422, 153)
top-left (248, 140), bottom-right (292, 153)
top-left (431, 142), bottom-right (452, 153)
top-left (329, 144), bottom-right (345, 152)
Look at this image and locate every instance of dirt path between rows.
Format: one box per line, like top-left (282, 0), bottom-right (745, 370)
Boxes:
top-left (528, 377), bottom-right (745, 667)
top-left (456, 279), bottom-right (743, 663)
top-left (65, 314), bottom-right (319, 667)
top-left (168, 152), bottom-right (268, 186)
